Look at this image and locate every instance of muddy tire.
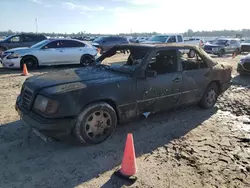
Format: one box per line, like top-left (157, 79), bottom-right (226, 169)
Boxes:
top-left (74, 102), bottom-right (117, 145)
top-left (80, 55), bottom-right (94, 67)
top-left (199, 82), bottom-right (219, 109)
top-left (21, 56), bottom-right (39, 70)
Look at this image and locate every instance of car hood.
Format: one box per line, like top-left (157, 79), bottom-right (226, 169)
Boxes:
top-left (141, 41), bottom-right (163, 44)
top-left (241, 53), bottom-right (250, 61)
top-left (25, 66), bottom-right (128, 91)
top-left (5, 47), bottom-right (31, 53)
top-left (204, 44), bottom-right (224, 48)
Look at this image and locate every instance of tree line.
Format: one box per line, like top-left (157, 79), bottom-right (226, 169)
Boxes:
top-left (1, 29), bottom-right (250, 38)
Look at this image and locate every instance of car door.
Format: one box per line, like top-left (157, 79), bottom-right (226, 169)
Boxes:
top-left (136, 49), bottom-right (182, 114)
top-left (35, 40), bottom-right (63, 65)
top-left (21, 35), bottom-right (33, 47)
top-left (179, 48), bottom-right (211, 105)
top-left (4, 35), bottom-right (23, 49)
top-left (230, 40), bottom-right (238, 53)
top-left (59, 40), bottom-right (85, 64)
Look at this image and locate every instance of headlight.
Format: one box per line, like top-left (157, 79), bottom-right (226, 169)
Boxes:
top-left (239, 59), bottom-right (244, 65)
top-left (33, 95), bottom-right (58, 114)
top-left (7, 53), bottom-right (21, 59)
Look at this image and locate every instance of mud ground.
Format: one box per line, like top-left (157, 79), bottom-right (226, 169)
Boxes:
top-left (0, 54), bottom-right (250, 188)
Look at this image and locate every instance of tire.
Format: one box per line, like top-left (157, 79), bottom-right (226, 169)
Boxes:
top-left (74, 102), bottom-right (117, 145)
top-left (218, 49), bottom-right (225, 57)
top-left (21, 56), bottom-right (39, 70)
top-left (199, 82), bottom-right (219, 109)
top-left (80, 55), bottom-right (94, 67)
top-left (236, 48), bottom-right (240, 55)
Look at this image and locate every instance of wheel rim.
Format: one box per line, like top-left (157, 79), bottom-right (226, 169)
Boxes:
top-left (24, 58), bottom-right (35, 68)
top-left (206, 88), bottom-right (217, 106)
top-left (84, 110), bottom-right (112, 142)
top-left (81, 57), bottom-right (92, 66)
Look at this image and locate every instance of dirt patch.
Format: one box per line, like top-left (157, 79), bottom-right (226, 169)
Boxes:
top-left (0, 54), bottom-right (250, 188)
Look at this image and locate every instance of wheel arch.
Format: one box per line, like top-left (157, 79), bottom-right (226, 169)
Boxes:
top-left (21, 55), bottom-right (39, 65)
top-left (78, 99), bottom-right (120, 123)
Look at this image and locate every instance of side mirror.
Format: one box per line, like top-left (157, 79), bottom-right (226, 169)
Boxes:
top-left (145, 70), bottom-right (157, 77)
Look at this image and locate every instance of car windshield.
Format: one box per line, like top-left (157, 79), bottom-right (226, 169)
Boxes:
top-left (214, 40), bottom-right (228, 45)
top-left (96, 47), bottom-right (150, 73)
top-left (148, 36), bottom-right (169, 42)
top-left (30, 40), bottom-right (49, 48)
top-left (243, 40), bottom-right (250, 43)
top-left (93, 37), bottom-right (107, 43)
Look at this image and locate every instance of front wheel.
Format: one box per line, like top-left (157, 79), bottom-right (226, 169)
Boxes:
top-left (199, 82), bottom-right (219, 109)
top-left (218, 50), bottom-right (225, 57)
top-left (21, 56), bottom-right (39, 70)
top-left (74, 102), bottom-right (117, 145)
top-left (80, 55), bottom-right (94, 67)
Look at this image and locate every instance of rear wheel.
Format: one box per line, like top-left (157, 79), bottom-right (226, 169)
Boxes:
top-left (74, 102), bottom-right (117, 145)
top-left (80, 55), bottom-right (94, 67)
top-left (199, 82), bottom-right (219, 109)
top-left (21, 56), bottom-right (39, 70)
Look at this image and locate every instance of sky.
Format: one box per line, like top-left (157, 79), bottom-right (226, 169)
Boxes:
top-left (0, 0), bottom-right (250, 34)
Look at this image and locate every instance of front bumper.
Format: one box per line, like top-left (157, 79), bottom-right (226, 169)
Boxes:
top-left (2, 57), bottom-right (21, 68)
top-left (15, 96), bottom-right (76, 137)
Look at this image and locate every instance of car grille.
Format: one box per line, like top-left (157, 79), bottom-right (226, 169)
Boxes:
top-left (21, 86), bottom-right (34, 109)
top-left (204, 46), bottom-right (212, 51)
top-left (243, 62), bottom-right (250, 71)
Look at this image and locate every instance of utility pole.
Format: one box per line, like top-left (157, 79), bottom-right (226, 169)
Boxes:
top-left (35, 18), bottom-right (38, 33)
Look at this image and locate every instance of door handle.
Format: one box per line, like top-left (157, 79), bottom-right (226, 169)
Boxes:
top-left (172, 78), bottom-right (180, 83)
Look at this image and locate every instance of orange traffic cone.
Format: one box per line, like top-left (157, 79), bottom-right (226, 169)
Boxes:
top-left (114, 133), bottom-right (137, 183)
top-left (22, 64), bottom-right (29, 76)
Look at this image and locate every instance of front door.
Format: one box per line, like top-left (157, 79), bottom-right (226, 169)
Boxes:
top-left (136, 49), bottom-right (182, 114)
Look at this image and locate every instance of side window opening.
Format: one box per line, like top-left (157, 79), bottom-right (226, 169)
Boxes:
top-left (179, 49), bottom-right (208, 71)
top-left (177, 35), bottom-right (183, 42)
top-left (167, 36), bottom-right (177, 43)
top-left (147, 50), bottom-right (177, 74)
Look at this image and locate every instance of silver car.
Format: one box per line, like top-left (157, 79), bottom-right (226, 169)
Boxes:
top-left (1, 38), bottom-right (98, 69)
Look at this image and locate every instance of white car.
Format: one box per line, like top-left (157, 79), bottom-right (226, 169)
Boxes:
top-left (1, 39), bottom-right (98, 69)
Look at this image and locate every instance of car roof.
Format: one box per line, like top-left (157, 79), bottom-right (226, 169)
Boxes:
top-left (46, 38), bottom-right (85, 42)
top-left (115, 43), bottom-right (202, 49)
top-left (216, 38), bottom-right (240, 41)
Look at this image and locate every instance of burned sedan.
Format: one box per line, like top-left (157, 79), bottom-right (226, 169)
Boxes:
top-left (15, 44), bottom-right (232, 145)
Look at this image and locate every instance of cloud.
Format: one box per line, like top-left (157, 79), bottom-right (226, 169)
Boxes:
top-left (61, 2), bottom-right (104, 12)
top-left (29, 0), bottom-right (52, 8)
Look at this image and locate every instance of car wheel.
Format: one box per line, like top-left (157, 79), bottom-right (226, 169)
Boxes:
top-left (218, 49), bottom-right (225, 57)
top-left (74, 102), bottom-right (117, 145)
top-left (80, 55), bottom-right (94, 67)
top-left (21, 56), bottom-right (39, 70)
top-left (235, 48), bottom-right (240, 55)
top-left (199, 82), bottom-right (219, 109)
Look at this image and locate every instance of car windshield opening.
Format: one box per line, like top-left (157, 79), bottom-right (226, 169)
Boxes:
top-left (148, 36), bottom-right (169, 43)
top-left (31, 40), bottom-right (49, 48)
top-left (98, 47), bottom-right (150, 73)
top-left (93, 37), bottom-right (107, 43)
top-left (214, 40), bottom-right (228, 45)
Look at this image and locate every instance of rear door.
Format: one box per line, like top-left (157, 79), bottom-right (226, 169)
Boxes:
top-left (178, 48), bottom-right (211, 105)
top-left (59, 40), bottom-right (86, 64)
top-left (22, 35), bottom-right (35, 47)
